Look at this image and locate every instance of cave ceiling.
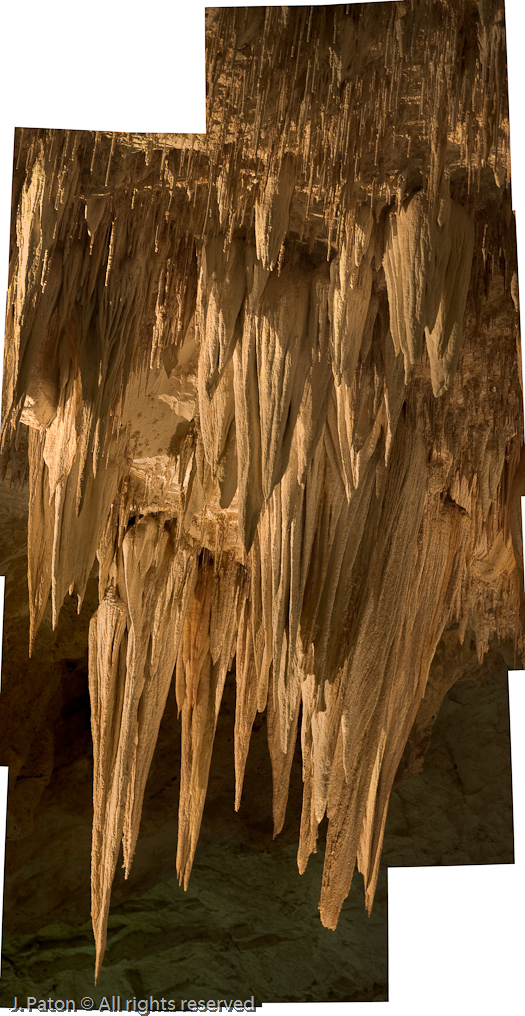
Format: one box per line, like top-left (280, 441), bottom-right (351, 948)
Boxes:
top-left (0, 0), bottom-right (523, 986)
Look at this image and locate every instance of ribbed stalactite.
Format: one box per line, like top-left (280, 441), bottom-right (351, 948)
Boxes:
top-left (1, 0), bottom-right (521, 984)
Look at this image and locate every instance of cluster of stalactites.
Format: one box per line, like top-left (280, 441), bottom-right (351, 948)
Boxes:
top-left (204, 1), bottom-right (510, 254)
top-left (2, 130), bottom-right (199, 649)
top-left (89, 313), bottom-right (522, 977)
top-left (5, 127), bottom-right (522, 985)
top-left (197, 169), bottom-right (478, 553)
top-left (85, 155), bottom-right (520, 972)
top-left (2, 0), bottom-right (521, 979)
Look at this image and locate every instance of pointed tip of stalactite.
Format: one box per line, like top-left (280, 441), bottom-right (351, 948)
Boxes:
top-left (177, 868), bottom-right (190, 892)
top-left (297, 841), bottom-right (316, 876)
top-left (123, 844), bottom-right (135, 882)
top-left (318, 907), bottom-right (338, 932)
top-left (94, 947), bottom-right (104, 987)
top-left (272, 817), bottom-right (284, 841)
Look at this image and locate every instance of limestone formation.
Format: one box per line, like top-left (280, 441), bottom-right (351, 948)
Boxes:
top-left (1, 0), bottom-right (522, 984)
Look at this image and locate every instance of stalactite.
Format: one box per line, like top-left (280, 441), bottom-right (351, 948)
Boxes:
top-left (1, 0), bottom-right (521, 986)
top-left (89, 516), bottom-right (198, 982)
top-left (176, 553), bottom-right (242, 891)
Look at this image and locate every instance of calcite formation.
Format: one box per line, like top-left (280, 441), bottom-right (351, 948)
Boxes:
top-left (1, 0), bottom-right (522, 984)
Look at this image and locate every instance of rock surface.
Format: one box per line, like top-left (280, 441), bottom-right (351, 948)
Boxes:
top-left (0, 569), bottom-right (513, 1002)
top-left (0, 0), bottom-right (521, 990)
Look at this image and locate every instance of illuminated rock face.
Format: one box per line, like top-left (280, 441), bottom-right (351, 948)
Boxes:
top-left (0, 0), bottom-right (522, 983)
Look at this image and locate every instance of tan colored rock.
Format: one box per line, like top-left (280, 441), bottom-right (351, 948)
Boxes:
top-left (0, 0), bottom-right (522, 985)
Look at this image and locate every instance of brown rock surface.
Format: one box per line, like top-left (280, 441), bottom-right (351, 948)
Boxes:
top-left (0, 0), bottom-right (521, 986)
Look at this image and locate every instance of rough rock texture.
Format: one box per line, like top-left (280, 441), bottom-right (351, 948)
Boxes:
top-left (0, 500), bottom-right (514, 1002)
top-left (0, 0), bottom-right (522, 987)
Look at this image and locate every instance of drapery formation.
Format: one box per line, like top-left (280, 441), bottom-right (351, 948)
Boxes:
top-left (1, 1), bottom-right (522, 983)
